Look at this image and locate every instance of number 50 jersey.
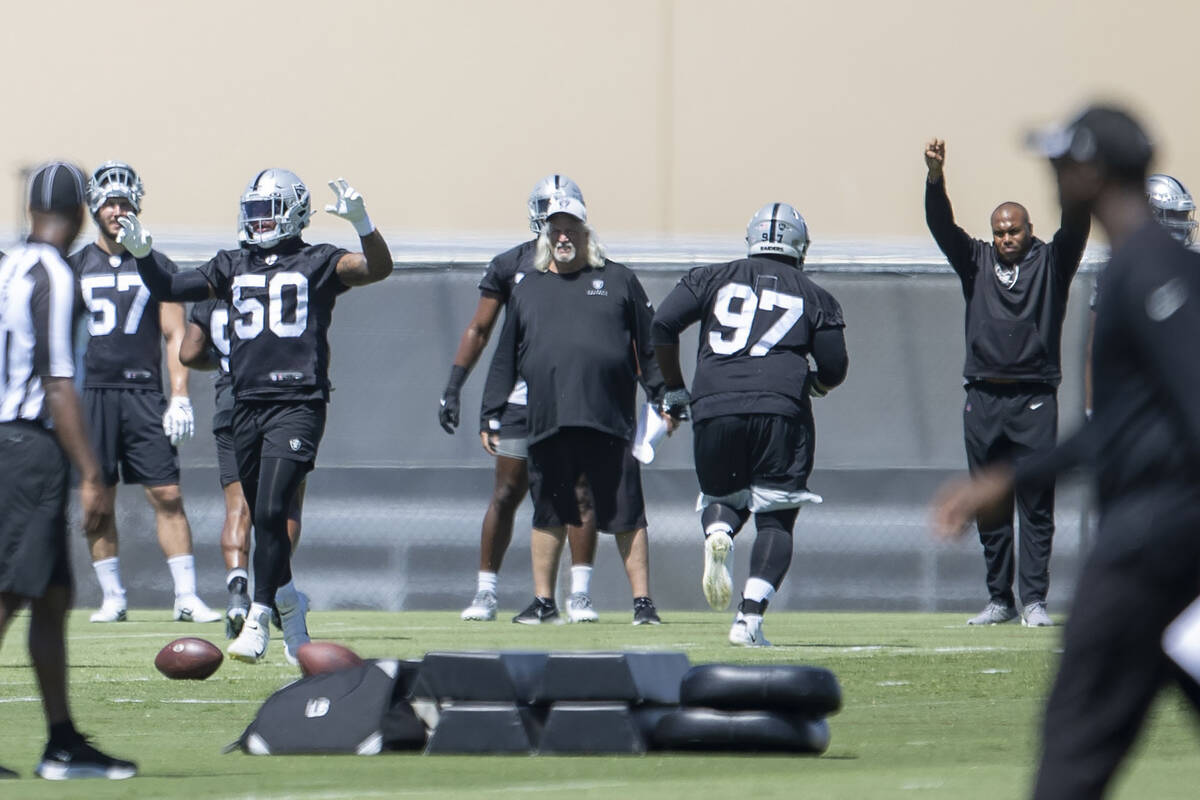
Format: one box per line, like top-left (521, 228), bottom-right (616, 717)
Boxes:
top-left (197, 239), bottom-right (348, 403)
top-left (651, 255), bottom-right (845, 421)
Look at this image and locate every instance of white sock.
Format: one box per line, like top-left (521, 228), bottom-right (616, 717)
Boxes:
top-left (167, 554), bottom-right (197, 598)
top-left (477, 571), bottom-right (498, 594)
top-left (226, 567), bottom-right (248, 589)
top-left (92, 557), bottom-right (125, 604)
top-left (705, 522), bottom-right (734, 538)
top-left (275, 580), bottom-right (300, 613)
top-left (247, 602), bottom-right (272, 626)
top-left (742, 577), bottom-right (776, 604)
top-left (570, 565), bottom-right (593, 596)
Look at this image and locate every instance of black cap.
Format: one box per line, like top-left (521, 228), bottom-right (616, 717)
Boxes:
top-left (1026, 105), bottom-right (1153, 177)
top-left (28, 161), bottom-right (86, 213)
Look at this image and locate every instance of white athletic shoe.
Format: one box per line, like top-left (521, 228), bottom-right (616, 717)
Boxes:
top-left (228, 608), bottom-right (271, 663)
top-left (702, 532), bottom-right (734, 611)
top-left (89, 600), bottom-right (127, 623)
top-left (173, 595), bottom-right (222, 623)
top-left (966, 601), bottom-right (1018, 626)
top-left (280, 592), bottom-right (310, 666)
top-left (566, 592), bottom-right (599, 623)
top-left (461, 590), bottom-right (498, 622)
top-left (1022, 602), bottom-right (1054, 628)
top-left (729, 613), bottom-right (771, 647)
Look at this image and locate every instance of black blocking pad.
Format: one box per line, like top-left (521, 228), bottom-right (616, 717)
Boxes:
top-left (652, 708), bottom-right (831, 754)
top-left (534, 651), bottom-right (691, 705)
top-left (537, 703), bottom-right (677, 754)
top-left (418, 651), bottom-right (550, 703)
top-left (423, 703), bottom-right (543, 754)
top-left (679, 664), bottom-right (842, 715)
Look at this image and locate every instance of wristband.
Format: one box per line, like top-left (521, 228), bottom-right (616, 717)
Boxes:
top-left (352, 213), bottom-right (375, 238)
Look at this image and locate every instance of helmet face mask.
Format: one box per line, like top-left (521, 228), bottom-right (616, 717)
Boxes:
top-left (746, 202), bottom-right (810, 264)
top-left (528, 174), bottom-right (584, 234)
top-left (88, 161), bottom-right (144, 215)
top-left (239, 168), bottom-right (312, 248)
top-left (1146, 173), bottom-right (1197, 245)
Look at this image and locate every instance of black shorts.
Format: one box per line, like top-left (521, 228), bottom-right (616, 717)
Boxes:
top-left (232, 400), bottom-right (327, 486)
top-left (0, 422), bottom-right (72, 597)
top-left (213, 383), bottom-right (239, 488)
top-left (693, 412), bottom-right (816, 511)
top-left (83, 388), bottom-right (180, 486)
top-left (527, 428), bottom-right (646, 533)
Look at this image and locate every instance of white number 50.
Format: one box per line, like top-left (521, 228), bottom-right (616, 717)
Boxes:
top-left (709, 282), bottom-right (804, 356)
top-left (232, 272), bottom-right (309, 340)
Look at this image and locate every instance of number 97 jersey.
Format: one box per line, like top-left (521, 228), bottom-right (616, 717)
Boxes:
top-left (653, 256), bottom-right (845, 421)
top-left (197, 240), bottom-right (349, 403)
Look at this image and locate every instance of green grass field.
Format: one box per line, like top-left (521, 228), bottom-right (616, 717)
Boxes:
top-left (1, 609), bottom-right (1198, 799)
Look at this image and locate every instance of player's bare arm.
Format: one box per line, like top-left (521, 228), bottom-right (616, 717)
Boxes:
top-left (925, 138), bottom-right (945, 182)
top-left (43, 377), bottom-right (113, 536)
top-left (438, 294), bottom-right (504, 434)
top-left (178, 320), bottom-right (216, 370)
top-left (328, 179), bottom-right (394, 286)
top-left (930, 465), bottom-right (1013, 540)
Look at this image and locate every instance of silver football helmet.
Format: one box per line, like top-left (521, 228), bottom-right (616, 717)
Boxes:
top-left (87, 161), bottom-right (144, 215)
top-left (528, 174), bottom-right (584, 234)
top-left (1146, 173), bottom-right (1197, 244)
top-left (238, 168), bottom-right (312, 248)
top-left (746, 203), bottom-right (810, 263)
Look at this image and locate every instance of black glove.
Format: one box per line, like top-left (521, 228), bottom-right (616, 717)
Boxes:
top-left (661, 387), bottom-right (691, 421)
top-left (438, 365), bottom-right (468, 434)
top-left (807, 373), bottom-right (831, 399)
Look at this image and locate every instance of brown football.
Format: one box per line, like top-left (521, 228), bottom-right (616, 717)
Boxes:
top-left (296, 641), bottom-right (364, 677)
top-left (154, 637), bottom-right (223, 680)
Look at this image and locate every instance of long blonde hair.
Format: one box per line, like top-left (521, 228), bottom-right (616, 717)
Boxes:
top-left (533, 224), bottom-right (607, 273)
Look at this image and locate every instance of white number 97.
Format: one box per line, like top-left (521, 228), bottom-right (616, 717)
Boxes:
top-left (708, 281), bottom-right (804, 357)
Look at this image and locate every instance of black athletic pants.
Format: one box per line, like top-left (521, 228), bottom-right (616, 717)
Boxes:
top-left (963, 382), bottom-right (1056, 607)
top-left (1032, 486), bottom-right (1200, 799)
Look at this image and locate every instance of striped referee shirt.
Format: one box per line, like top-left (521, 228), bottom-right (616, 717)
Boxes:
top-left (0, 242), bottom-right (76, 425)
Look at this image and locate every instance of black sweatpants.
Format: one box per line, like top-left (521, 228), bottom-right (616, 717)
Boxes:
top-left (1032, 486), bottom-right (1200, 799)
top-left (964, 382), bottom-right (1057, 607)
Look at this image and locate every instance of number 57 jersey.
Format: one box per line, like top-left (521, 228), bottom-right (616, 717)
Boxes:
top-left (197, 239), bottom-right (348, 403)
top-left (652, 255), bottom-right (845, 422)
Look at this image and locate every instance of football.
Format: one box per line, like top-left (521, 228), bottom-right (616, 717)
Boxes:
top-left (296, 641), bottom-right (364, 677)
top-left (155, 637), bottom-right (223, 680)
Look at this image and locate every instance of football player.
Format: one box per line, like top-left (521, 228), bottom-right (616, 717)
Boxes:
top-left (126, 170), bottom-right (393, 664)
top-left (71, 161), bottom-right (219, 624)
top-left (439, 175), bottom-right (600, 623)
top-left (179, 298), bottom-right (305, 638)
top-left (652, 203), bottom-right (848, 646)
top-left (481, 196), bottom-right (667, 625)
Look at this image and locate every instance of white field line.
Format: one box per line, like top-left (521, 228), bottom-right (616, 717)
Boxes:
top-left (0, 696), bottom-right (39, 703)
top-left (215, 780), bottom-right (632, 800)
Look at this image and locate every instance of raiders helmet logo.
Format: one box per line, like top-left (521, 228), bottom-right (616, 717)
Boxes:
top-left (289, 438), bottom-right (302, 452)
top-left (993, 262), bottom-right (1019, 290)
top-left (514, 272), bottom-right (525, 285)
top-left (592, 279), bottom-right (604, 290)
top-left (558, 198), bottom-right (570, 208)
top-left (108, 255), bottom-right (122, 269)
top-left (265, 254), bottom-right (279, 265)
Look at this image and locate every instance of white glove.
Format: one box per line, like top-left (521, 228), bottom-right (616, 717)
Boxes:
top-left (162, 397), bottom-right (194, 446)
top-left (116, 213), bottom-right (153, 258)
top-left (324, 178), bottom-right (374, 237)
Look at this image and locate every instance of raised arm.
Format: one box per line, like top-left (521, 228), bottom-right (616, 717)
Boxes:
top-left (116, 215), bottom-right (213, 302)
top-left (326, 179), bottom-right (394, 287)
top-left (1051, 197), bottom-right (1092, 282)
top-left (924, 139), bottom-right (979, 283)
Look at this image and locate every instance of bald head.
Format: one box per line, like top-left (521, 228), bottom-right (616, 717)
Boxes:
top-left (990, 202), bottom-right (1033, 265)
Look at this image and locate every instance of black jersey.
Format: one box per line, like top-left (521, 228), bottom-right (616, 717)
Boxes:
top-left (197, 239), bottom-right (348, 402)
top-left (1015, 221), bottom-right (1200, 509)
top-left (481, 260), bottom-right (664, 445)
top-left (188, 299), bottom-right (232, 390)
top-left (651, 255), bottom-right (846, 421)
top-left (477, 239), bottom-right (537, 302)
top-left (925, 178), bottom-right (1090, 385)
top-left (70, 244), bottom-right (177, 390)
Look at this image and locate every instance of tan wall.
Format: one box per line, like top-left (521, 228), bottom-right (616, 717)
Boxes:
top-left (2, 0), bottom-right (1196, 243)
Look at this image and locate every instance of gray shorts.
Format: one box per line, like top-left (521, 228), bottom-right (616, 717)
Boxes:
top-left (493, 436), bottom-right (528, 460)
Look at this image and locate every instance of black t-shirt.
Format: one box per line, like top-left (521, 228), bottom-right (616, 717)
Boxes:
top-left (70, 244), bottom-right (178, 390)
top-left (651, 255), bottom-right (846, 421)
top-left (188, 298), bottom-right (232, 391)
top-left (481, 260), bottom-right (664, 444)
top-left (477, 239), bottom-right (537, 303)
top-left (925, 178), bottom-right (1090, 385)
top-left (1015, 220), bottom-right (1200, 508)
top-left (197, 239), bottom-right (348, 402)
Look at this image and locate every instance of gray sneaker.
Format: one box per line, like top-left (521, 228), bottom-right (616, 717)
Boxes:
top-left (1022, 602), bottom-right (1054, 627)
top-left (461, 590), bottom-right (498, 621)
top-left (566, 592), bottom-right (599, 623)
top-left (966, 601), bottom-right (1018, 625)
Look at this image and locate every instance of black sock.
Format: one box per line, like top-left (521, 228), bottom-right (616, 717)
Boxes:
top-left (48, 720), bottom-right (79, 748)
top-left (228, 576), bottom-right (247, 595)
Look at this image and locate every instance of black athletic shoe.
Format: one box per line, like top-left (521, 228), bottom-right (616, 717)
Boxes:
top-left (0, 764), bottom-right (17, 778)
top-left (632, 597), bottom-right (662, 626)
top-left (35, 737), bottom-right (137, 780)
top-left (512, 597), bottom-right (559, 625)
